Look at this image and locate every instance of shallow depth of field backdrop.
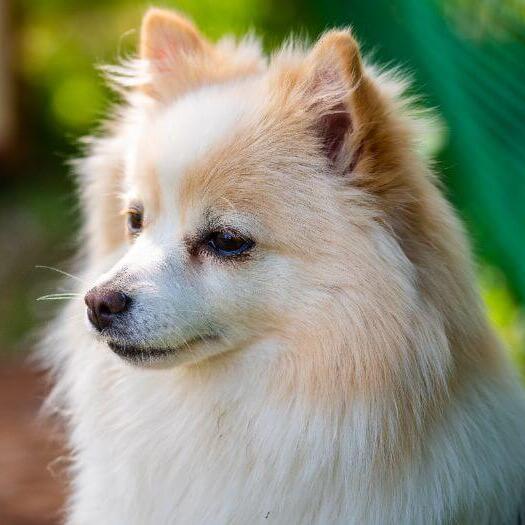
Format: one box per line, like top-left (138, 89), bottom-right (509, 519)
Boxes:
top-left (0, 1), bottom-right (524, 524)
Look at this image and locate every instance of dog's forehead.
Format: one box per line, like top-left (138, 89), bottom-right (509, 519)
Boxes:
top-left (152, 80), bottom-right (261, 186)
top-left (124, 78), bottom-right (272, 218)
top-left (126, 75), bottom-right (316, 227)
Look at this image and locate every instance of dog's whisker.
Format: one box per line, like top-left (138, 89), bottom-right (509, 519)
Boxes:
top-left (58, 290), bottom-right (81, 294)
top-left (37, 295), bottom-right (80, 302)
top-left (38, 292), bottom-right (81, 297)
top-left (35, 265), bottom-right (86, 283)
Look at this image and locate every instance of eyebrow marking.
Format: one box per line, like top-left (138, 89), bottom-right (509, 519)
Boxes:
top-left (120, 199), bottom-right (144, 216)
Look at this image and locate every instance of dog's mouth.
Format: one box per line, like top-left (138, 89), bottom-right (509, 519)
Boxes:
top-left (107, 335), bottom-right (217, 366)
top-left (107, 342), bottom-right (173, 363)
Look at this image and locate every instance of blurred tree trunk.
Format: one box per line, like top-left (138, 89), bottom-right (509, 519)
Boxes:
top-left (0, 0), bottom-right (17, 171)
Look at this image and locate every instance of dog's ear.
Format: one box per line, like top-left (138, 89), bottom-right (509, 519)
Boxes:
top-left (139, 8), bottom-right (262, 101)
top-left (139, 8), bottom-right (212, 100)
top-left (302, 30), bottom-right (403, 188)
top-left (303, 31), bottom-right (363, 167)
top-left (140, 8), bottom-right (208, 62)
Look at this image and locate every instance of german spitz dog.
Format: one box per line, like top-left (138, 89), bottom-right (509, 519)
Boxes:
top-left (42, 8), bottom-right (525, 524)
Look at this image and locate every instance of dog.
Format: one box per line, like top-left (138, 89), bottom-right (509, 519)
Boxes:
top-left (42, 8), bottom-right (525, 524)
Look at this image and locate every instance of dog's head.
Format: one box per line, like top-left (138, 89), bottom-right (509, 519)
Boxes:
top-left (80, 9), bottom-right (448, 370)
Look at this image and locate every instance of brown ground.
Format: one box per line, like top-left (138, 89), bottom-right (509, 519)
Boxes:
top-left (0, 361), bottom-right (66, 525)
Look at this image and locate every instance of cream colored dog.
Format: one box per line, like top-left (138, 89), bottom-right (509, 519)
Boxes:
top-left (43, 8), bottom-right (525, 524)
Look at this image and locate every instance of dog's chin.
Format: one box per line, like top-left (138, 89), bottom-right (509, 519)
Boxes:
top-left (106, 337), bottom-right (218, 369)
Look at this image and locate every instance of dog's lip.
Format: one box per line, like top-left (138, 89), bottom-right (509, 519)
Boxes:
top-left (107, 335), bottom-right (217, 362)
top-left (107, 342), bottom-right (172, 359)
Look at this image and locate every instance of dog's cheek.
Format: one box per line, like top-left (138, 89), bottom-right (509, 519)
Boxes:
top-left (205, 258), bottom-right (297, 337)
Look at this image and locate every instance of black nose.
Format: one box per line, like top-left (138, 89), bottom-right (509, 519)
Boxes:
top-left (84, 288), bottom-right (130, 331)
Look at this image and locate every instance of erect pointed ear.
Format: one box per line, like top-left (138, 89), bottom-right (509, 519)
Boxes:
top-left (139, 8), bottom-right (213, 100)
top-left (303, 30), bottom-right (386, 176)
top-left (138, 8), bottom-right (264, 102)
top-left (140, 8), bottom-right (208, 62)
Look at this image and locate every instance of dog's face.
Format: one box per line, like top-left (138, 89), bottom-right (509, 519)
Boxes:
top-left (86, 86), bottom-right (330, 367)
top-left (83, 9), bottom-right (411, 368)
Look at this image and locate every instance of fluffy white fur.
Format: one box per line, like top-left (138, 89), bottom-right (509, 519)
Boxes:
top-left (42, 8), bottom-right (525, 524)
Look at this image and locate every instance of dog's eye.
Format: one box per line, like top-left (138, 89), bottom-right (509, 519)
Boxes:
top-left (206, 231), bottom-right (254, 257)
top-left (127, 209), bottom-right (143, 235)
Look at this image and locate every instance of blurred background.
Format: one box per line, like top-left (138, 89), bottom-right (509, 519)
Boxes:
top-left (0, 0), bottom-right (524, 523)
